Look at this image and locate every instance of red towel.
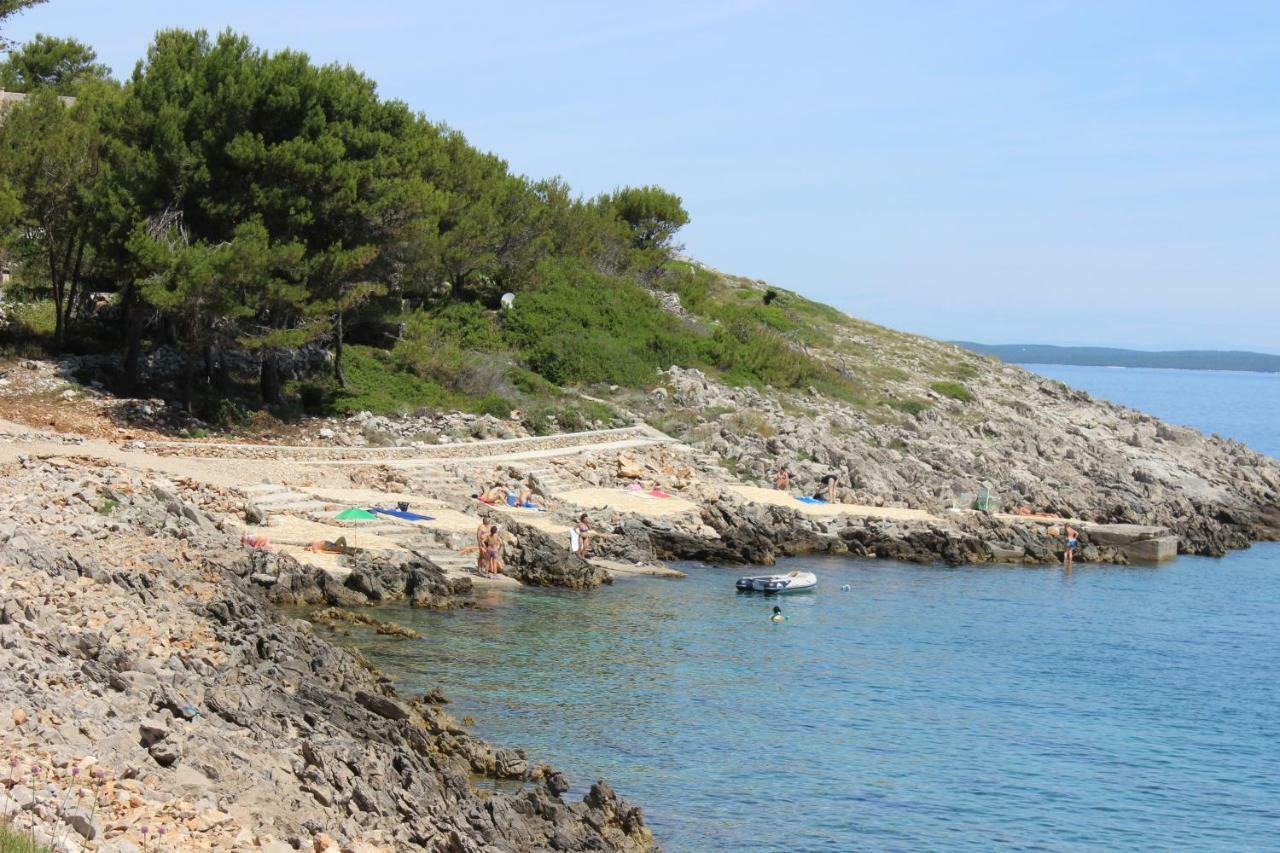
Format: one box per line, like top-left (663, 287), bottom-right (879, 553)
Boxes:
top-left (648, 488), bottom-right (671, 499)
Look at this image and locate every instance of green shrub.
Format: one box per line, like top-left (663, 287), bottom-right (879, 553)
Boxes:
top-left (502, 259), bottom-right (699, 387)
top-left (477, 393), bottom-right (514, 418)
top-left (332, 345), bottom-right (466, 414)
top-left (659, 262), bottom-right (716, 314)
top-left (298, 383), bottom-right (333, 414)
top-left (930, 380), bottom-right (973, 402)
top-left (508, 366), bottom-right (558, 395)
top-left (890, 397), bottom-right (932, 416)
top-left (578, 399), bottom-right (620, 424)
top-left (725, 410), bottom-right (776, 438)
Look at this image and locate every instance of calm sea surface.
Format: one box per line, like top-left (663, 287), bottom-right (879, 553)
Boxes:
top-left (348, 366), bottom-right (1280, 851)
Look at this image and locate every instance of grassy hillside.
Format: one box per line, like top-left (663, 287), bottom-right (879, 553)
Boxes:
top-left (289, 255), bottom-right (993, 435)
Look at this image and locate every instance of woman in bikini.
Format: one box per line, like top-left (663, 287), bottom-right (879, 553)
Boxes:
top-left (485, 525), bottom-right (504, 575)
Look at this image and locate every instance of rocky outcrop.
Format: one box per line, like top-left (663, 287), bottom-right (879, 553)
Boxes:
top-left (649, 365), bottom-right (1280, 557)
top-left (0, 457), bottom-right (653, 852)
top-left (503, 519), bottom-right (611, 589)
top-left (207, 546), bottom-right (473, 611)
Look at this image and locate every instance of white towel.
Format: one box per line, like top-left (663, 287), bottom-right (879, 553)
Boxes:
top-left (568, 526), bottom-right (581, 554)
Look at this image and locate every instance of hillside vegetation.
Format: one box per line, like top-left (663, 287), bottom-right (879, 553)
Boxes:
top-left (0, 27), bottom-right (978, 434)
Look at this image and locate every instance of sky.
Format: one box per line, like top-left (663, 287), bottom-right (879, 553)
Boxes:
top-left (6, 0), bottom-right (1279, 351)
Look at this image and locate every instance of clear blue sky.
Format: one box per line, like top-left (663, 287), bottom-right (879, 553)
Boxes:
top-left (8, 1), bottom-right (1280, 350)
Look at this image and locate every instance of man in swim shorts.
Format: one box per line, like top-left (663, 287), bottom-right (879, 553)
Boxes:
top-left (1063, 524), bottom-right (1078, 569)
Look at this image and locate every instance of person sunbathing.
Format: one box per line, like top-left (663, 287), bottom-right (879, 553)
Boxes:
top-left (774, 468), bottom-right (791, 491)
top-left (241, 532), bottom-right (271, 550)
top-left (475, 483), bottom-right (507, 504)
top-left (516, 488), bottom-right (546, 509)
top-left (305, 536), bottom-right (352, 555)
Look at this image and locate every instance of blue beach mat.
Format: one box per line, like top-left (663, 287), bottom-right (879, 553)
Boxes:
top-left (370, 507), bottom-right (435, 522)
top-left (795, 496), bottom-right (827, 505)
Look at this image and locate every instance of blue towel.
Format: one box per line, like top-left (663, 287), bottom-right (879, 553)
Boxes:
top-left (795, 496), bottom-right (827, 505)
top-left (371, 507), bottom-right (434, 522)
top-left (520, 501), bottom-right (545, 511)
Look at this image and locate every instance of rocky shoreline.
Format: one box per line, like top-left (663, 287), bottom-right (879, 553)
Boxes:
top-left (3, 341), bottom-right (1280, 851)
top-left (0, 455), bottom-right (651, 852)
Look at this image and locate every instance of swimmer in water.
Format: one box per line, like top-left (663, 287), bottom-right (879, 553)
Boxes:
top-left (770, 605), bottom-right (786, 623)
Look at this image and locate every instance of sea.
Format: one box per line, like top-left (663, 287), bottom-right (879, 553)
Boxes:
top-left (349, 365), bottom-right (1280, 851)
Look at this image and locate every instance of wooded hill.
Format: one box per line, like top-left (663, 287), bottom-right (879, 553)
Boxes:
top-left (0, 23), bottom-right (968, 435)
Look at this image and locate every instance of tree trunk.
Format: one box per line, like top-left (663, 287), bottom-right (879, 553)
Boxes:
top-left (260, 352), bottom-right (283, 406)
top-left (62, 236), bottom-right (86, 340)
top-left (49, 238), bottom-right (73, 351)
top-left (122, 285), bottom-right (143, 395)
top-left (333, 309), bottom-right (347, 388)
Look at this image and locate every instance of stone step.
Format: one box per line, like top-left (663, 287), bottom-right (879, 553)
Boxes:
top-left (262, 499), bottom-right (331, 513)
top-left (241, 482), bottom-right (293, 496)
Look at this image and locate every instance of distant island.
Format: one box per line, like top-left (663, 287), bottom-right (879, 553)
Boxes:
top-left (956, 343), bottom-right (1280, 373)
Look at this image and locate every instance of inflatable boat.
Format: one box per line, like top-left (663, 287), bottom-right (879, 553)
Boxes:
top-left (735, 571), bottom-right (817, 594)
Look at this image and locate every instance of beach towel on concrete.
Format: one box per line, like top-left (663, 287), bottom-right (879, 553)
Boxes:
top-left (796, 495), bottom-right (827, 504)
top-left (371, 507), bottom-right (435, 522)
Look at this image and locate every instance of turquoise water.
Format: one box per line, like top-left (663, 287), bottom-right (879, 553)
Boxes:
top-left (349, 366), bottom-right (1280, 851)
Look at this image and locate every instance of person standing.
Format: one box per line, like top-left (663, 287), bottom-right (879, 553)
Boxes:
top-left (814, 473), bottom-right (838, 502)
top-left (1063, 524), bottom-right (1078, 570)
top-left (484, 524), bottom-right (504, 576)
top-left (774, 468), bottom-right (791, 491)
top-left (576, 514), bottom-right (594, 558)
top-left (475, 516), bottom-right (490, 574)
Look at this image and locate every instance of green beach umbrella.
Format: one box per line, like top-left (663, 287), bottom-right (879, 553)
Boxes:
top-left (334, 506), bottom-right (378, 548)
